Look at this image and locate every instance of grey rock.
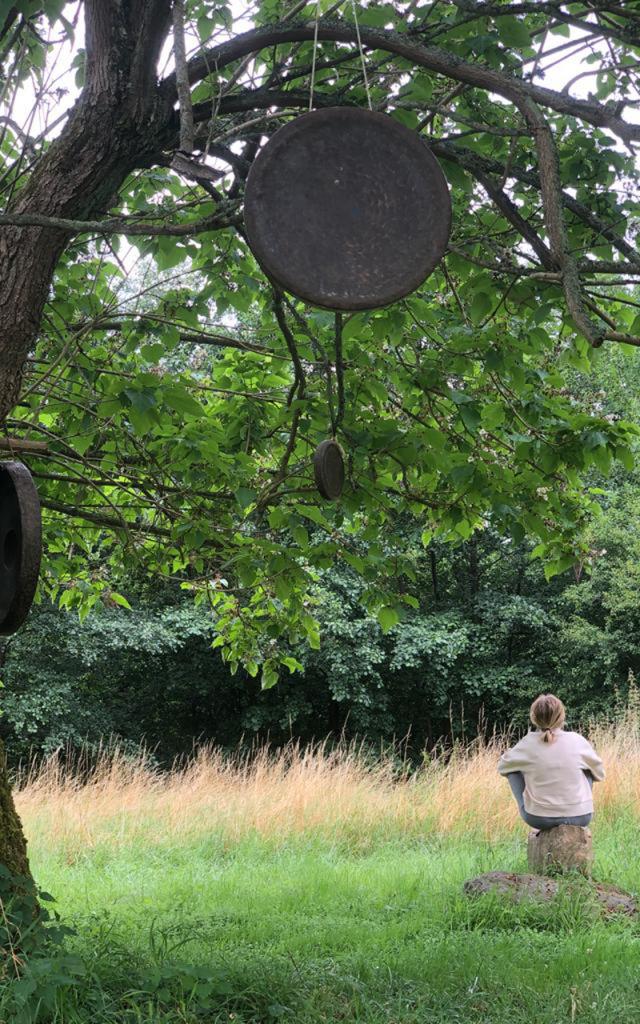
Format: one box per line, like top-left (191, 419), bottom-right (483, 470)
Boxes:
top-left (463, 871), bottom-right (637, 916)
top-left (464, 870), bottom-right (559, 901)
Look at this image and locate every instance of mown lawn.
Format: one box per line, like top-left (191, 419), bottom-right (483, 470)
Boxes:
top-left (7, 814), bottom-right (640, 1023)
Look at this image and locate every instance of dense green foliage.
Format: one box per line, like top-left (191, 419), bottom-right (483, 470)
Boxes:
top-left (2, 1), bottom-right (640, 683)
top-left (3, 448), bottom-right (638, 761)
top-left (3, 347), bottom-right (640, 762)
top-left (3, 335), bottom-right (640, 764)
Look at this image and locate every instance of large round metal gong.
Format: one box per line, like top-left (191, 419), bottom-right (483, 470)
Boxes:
top-left (0, 461), bottom-right (42, 636)
top-left (244, 107), bottom-right (452, 311)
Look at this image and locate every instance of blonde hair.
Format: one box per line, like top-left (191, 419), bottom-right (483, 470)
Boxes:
top-left (530, 694), bottom-right (565, 744)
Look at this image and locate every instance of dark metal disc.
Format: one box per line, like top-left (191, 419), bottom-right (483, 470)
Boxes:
top-left (0, 461), bottom-right (42, 636)
top-left (314, 439), bottom-right (345, 501)
top-left (244, 107), bottom-right (451, 311)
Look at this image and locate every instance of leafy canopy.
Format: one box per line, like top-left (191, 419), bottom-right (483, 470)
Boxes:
top-left (2, 1), bottom-right (640, 683)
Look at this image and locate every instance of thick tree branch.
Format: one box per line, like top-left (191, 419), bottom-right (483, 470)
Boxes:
top-left (168, 19), bottom-right (640, 146)
top-left (0, 437), bottom-right (48, 453)
top-left (474, 170), bottom-right (555, 271)
top-left (40, 497), bottom-right (173, 537)
top-left (514, 94), bottom-right (605, 345)
top-left (446, 1), bottom-right (640, 47)
top-left (0, 207), bottom-right (240, 235)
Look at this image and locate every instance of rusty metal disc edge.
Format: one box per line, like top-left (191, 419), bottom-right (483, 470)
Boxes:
top-left (313, 439), bottom-right (345, 501)
top-left (0, 460), bottom-right (42, 634)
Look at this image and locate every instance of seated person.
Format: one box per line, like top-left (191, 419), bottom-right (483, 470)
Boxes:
top-left (498, 694), bottom-right (605, 831)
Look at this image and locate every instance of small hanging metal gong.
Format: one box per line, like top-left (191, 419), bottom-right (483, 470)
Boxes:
top-left (244, 107), bottom-right (451, 311)
top-left (0, 461), bottom-right (42, 636)
top-left (314, 439), bottom-right (345, 501)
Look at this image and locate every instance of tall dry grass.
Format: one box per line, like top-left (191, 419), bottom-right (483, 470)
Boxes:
top-left (13, 710), bottom-right (640, 861)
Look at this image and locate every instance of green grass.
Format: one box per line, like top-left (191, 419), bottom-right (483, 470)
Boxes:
top-left (5, 816), bottom-right (640, 1023)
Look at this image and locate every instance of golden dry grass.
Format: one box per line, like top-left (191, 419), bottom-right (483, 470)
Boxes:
top-left (13, 711), bottom-right (640, 861)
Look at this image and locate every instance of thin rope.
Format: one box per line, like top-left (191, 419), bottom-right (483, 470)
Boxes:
top-left (351, 0), bottom-right (372, 111)
top-left (308, 0), bottom-right (321, 111)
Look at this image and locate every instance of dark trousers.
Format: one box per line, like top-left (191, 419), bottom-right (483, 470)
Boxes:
top-left (507, 771), bottom-right (593, 830)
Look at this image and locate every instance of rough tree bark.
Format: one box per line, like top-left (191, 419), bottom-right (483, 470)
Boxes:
top-left (0, 740), bottom-right (30, 879)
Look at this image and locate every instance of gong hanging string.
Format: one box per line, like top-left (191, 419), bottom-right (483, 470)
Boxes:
top-left (334, 312), bottom-right (345, 435)
top-left (308, 0), bottom-right (321, 111)
top-left (350, 0), bottom-right (372, 111)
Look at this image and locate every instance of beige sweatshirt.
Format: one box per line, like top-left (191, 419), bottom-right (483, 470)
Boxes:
top-left (498, 729), bottom-right (605, 817)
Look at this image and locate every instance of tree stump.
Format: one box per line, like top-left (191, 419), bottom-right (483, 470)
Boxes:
top-left (527, 825), bottom-right (593, 876)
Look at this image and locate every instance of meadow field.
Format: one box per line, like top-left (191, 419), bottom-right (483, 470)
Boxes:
top-left (4, 714), bottom-right (640, 1023)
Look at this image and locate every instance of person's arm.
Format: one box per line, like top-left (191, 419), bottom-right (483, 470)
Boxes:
top-left (579, 739), bottom-right (605, 782)
top-left (497, 738), bottom-right (530, 776)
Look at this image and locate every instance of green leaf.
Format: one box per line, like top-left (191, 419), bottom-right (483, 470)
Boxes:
top-left (291, 526), bottom-right (309, 547)
top-left (497, 16), bottom-right (532, 48)
top-left (377, 606), bottom-right (399, 633)
top-left (296, 505), bottom-right (330, 528)
top-left (235, 488), bottom-right (256, 510)
top-left (459, 403), bottom-right (481, 434)
top-left (469, 292), bottom-right (492, 321)
top-left (615, 446), bottom-right (634, 471)
top-left (164, 387), bottom-right (205, 417)
top-left (282, 656), bottom-right (303, 674)
top-left (544, 555), bottom-right (575, 581)
top-left (268, 507), bottom-right (287, 529)
top-left (482, 402), bottom-right (506, 429)
top-left (261, 663), bottom-right (280, 690)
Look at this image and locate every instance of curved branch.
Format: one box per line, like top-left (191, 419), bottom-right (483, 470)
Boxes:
top-left (431, 139), bottom-right (640, 270)
top-left (443, 2), bottom-right (640, 47)
top-left (165, 19), bottom-right (640, 147)
top-left (517, 94), bottom-right (604, 345)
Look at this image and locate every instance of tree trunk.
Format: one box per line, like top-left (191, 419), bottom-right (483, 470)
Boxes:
top-left (0, 0), bottom-right (173, 900)
top-left (0, 740), bottom-right (30, 879)
top-left (429, 548), bottom-right (439, 603)
top-left (467, 534), bottom-right (479, 601)
top-left (0, 0), bottom-right (173, 424)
